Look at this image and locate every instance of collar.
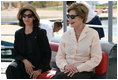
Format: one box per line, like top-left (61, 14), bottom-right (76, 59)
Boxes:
top-left (70, 26), bottom-right (89, 42)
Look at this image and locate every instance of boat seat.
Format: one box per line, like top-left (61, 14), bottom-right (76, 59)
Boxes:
top-left (92, 51), bottom-right (108, 79)
top-left (37, 42), bottom-right (108, 79)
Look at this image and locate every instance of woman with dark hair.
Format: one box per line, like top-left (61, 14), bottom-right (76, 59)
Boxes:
top-left (6, 4), bottom-right (51, 79)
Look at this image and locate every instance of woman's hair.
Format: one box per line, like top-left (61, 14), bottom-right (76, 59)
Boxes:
top-left (67, 3), bottom-right (89, 23)
top-left (19, 9), bottom-right (39, 27)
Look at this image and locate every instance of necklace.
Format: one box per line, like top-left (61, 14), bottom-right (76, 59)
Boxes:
top-left (75, 34), bottom-right (80, 36)
top-left (75, 31), bottom-right (81, 36)
top-left (74, 25), bottom-right (85, 36)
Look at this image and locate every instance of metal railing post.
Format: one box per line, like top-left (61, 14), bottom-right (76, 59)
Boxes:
top-left (63, 1), bottom-right (67, 32)
top-left (108, 1), bottom-right (113, 42)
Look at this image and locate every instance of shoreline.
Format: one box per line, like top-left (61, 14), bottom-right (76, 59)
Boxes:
top-left (1, 8), bottom-right (117, 22)
top-left (1, 25), bottom-right (117, 43)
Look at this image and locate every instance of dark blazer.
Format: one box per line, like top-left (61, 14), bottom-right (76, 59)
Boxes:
top-left (13, 27), bottom-right (51, 72)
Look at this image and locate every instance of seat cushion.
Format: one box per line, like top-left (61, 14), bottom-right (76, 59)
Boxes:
top-left (95, 51), bottom-right (108, 74)
top-left (37, 69), bottom-right (56, 79)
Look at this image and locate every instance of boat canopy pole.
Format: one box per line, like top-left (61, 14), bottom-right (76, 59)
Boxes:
top-left (63, 1), bottom-right (67, 32)
top-left (108, 1), bottom-right (113, 42)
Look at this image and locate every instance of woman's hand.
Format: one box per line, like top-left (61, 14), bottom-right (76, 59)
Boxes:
top-left (64, 64), bottom-right (78, 77)
top-left (30, 69), bottom-right (42, 79)
top-left (22, 59), bottom-right (35, 75)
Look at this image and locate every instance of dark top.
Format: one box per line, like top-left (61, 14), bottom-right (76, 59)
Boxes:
top-left (13, 27), bottom-right (51, 72)
top-left (86, 15), bottom-right (102, 25)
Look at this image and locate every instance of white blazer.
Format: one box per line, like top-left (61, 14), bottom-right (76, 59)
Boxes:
top-left (56, 26), bottom-right (102, 72)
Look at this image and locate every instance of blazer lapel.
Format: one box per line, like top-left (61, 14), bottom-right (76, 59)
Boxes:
top-left (70, 28), bottom-right (77, 42)
top-left (78, 26), bottom-right (89, 42)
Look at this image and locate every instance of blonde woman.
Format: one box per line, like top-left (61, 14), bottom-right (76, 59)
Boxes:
top-left (53, 3), bottom-right (102, 79)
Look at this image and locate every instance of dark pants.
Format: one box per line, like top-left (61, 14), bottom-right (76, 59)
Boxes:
top-left (52, 71), bottom-right (94, 79)
top-left (6, 61), bottom-right (30, 79)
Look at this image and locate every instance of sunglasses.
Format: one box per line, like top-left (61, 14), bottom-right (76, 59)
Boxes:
top-left (22, 14), bottom-right (33, 18)
top-left (67, 14), bottom-right (78, 19)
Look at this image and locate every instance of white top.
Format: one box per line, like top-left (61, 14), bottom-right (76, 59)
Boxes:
top-left (76, 1), bottom-right (97, 23)
top-left (40, 20), bottom-right (54, 42)
top-left (56, 26), bottom-right (102, 72)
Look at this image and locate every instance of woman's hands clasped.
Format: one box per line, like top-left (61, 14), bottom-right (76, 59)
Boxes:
top-left (30, 69), bottom-right (42, 79)
top-left (64, 64), bottom-right (78, 77)
top-left (22, 59), bottom-right (42, 79)
top-left (22, 59), bottom-right (35, 75)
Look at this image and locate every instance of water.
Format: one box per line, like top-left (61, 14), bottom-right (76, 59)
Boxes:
top-left (2, 16), bottom-right (17, 22)
top-left (1, 17), bottom-right (117, 42)
top-left (66, 18), bottom-right (117, 37)
top-left (101, 18), bottom-right (117, 37)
